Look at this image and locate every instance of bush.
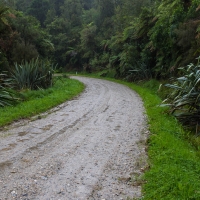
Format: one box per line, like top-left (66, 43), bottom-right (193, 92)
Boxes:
top-left (0, 73), bottom-right (18, 107)
top-left (127, 62), bottom-right (152, 82)
top-left (162, 57), bottom-right (200, 130)
top-left (11, 58), bottom-right (56, 90)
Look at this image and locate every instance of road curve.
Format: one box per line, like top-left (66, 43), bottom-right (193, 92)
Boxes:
top-left (0, 76), bottom-right (148, 200)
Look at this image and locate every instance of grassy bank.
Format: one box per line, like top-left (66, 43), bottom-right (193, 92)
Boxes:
top-left (0, 77), bottom-right (84, 127)
top-left (77, 74), bottom-right (200, 199)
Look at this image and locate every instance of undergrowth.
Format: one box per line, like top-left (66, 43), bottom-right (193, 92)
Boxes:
top-left (0, 77), bottom-right (84, 127)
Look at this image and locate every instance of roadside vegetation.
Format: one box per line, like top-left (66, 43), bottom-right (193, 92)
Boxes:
top-left (0, 77), bottom-right (84, 127)
top-left (122, 80), bottom-right (200, 200)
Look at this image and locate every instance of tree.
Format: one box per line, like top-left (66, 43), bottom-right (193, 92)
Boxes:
top-left (0, 3), bottom-right (11, 71)
top-left (80, 23), bottom-right (97, 59)
top-left (0, 3), bottom-right (9, 27)
top-left (46, 17), bottom-right (71, 66)
top-left (98, 0), bottom-right (115, 21)
top-left (9, 13), bottom-right (53, 63)
top-left (81, 0), bottom-right (93, 10)
top-left (60, 0), bottom-right (82, 27)
top-left (15, 0), bottom-right (32, 13)
top-left (27, 0), bottom-right (50, 26)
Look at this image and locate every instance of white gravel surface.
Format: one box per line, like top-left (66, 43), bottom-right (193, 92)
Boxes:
top-left (0, 77), bottom-right (148, 200)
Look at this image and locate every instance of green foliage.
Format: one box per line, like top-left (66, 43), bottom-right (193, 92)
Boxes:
top-left (82, 8), bottom-right (100, 25)
top-left (98, 0), bottom-right (115, 21)
top-left (0, 4), bottom-right (16, 66)
top-left (9, 0), bottom-right (200, 79)
top-left (0, 77), bottom-right (84, 126)
top-left (0, 3), bottom-right (9, 26)
top-left (0, 11), bottom-right (54, 69)
top-left (80, 23), bottom-right (97, 59)
top-left (117, 43), bottom-right (140, 77)
top-left (89, 56), bottom-right (99, 69)
top-left (161, 57), bottom-right (200, 129)
top-left (60, 0), bottom-right (82, 27)
top-left (0, 52), bottom-right (9, 71)
top-left (11, 58), bottom-right (56, 90)
top-left (174, 19), bottom-right (200, 68)
top-left (127, 62), bottom-right (152, 82)
top-left (15, 0), bottom-right (32, 13)
top-left (27, 0), bottom-right (49, 26)
top-left (0, 73), bottom-right (18, 107)
top-left (101, 0), bottom-right (200, 79)
top-left (10, 14), bottom-right (53, 62)
top-left (11, 40), bottom-right (39, 64)
top-left (46, 12), bottom-right (82, 68)
top-left (132, 80), bottom-right (200, 200)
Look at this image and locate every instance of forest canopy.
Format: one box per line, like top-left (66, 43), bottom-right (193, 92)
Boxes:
top-left (0, 0), bottom-right (200, 79)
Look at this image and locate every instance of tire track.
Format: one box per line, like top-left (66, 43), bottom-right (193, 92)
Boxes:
top-left (0, 77), bottom-right (148, 200)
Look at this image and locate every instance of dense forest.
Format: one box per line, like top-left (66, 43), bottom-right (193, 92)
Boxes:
top-left (1, 0), bottom-right (200, 78)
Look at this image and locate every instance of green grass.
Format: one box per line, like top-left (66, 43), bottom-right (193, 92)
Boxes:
top-left (0, 77), bottom-right (84, 127)
top-left (76, 73), bottom-right (200, 199)
top-left (128, 82), bottom-right (200, 200)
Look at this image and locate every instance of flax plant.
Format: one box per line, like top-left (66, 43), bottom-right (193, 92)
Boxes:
top-left (162, 57), bottom-right (200, 130)
top-left (12, 58), bottom-right (56, 90)
top-left (0, 73), bottom-right (18, 107)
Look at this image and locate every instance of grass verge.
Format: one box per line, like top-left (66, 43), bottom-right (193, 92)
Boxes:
top-left (124, 80), bottom-right (200, 200)
top-left (77, 74), bottom-right (200, 199)
top-left (0, 77), bottom-right (84, 127)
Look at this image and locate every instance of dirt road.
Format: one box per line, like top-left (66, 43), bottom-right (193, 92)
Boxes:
top-left (0, 77), bottom-right (148, 200)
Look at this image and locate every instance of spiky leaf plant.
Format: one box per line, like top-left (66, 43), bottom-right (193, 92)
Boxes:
top-left (162, 57), bottom-right (200, 129)
top-left (0, 73), bottom-right (18, 107)
top-left (12, 59), bottom-right (56, 90)
top-left (127, 61), bottom-right (152, 81)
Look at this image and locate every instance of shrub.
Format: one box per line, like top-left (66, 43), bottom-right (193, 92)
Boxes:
top-left (0, 73), bottom-right (18, 107)
top-left (162, 57), bottom-right (200, 130)
top-left (11, 58), bottom-right (56, 90)
top-left (127, 62), bottom-right (152, 82)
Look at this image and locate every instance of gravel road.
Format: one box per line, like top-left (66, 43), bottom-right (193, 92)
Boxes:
top-left (0, 77), bottom-right (148, 200)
